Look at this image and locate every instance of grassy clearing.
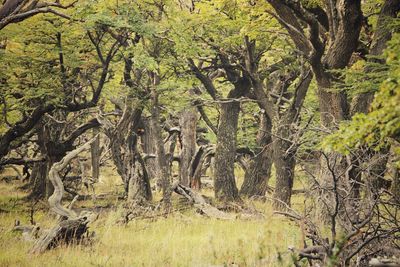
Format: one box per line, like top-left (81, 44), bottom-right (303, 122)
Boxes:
top-left (0, 167), bottom-right (305, 267)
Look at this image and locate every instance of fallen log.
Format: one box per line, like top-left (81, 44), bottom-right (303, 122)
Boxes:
top-left (30, 217), bottom-right (93, 253)
top-left (30, 137), bottom-right (98, 253)
top-left (172, 182), bottom-right (235, 220)
top-left (369, 258), bottom-right (400, 267)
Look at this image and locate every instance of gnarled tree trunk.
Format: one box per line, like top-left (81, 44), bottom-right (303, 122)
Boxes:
top-left (31, 138), bottom-right (98, 253)
top-left (240, 113), bottom-right (273, 197)
top-left (99, 104), bottom-right (152, 203)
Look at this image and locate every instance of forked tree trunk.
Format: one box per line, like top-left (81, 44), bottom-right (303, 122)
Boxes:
top-left (100, 105), bottom-right (152, 203)
top-left (179, 108), bottom-right (197, 187)
top-left (240, 114), bottom-right (273, 197)
top-left (189, 145), bottom-right (215, 190)
top-left (214, 101), bottom-right (241, 202)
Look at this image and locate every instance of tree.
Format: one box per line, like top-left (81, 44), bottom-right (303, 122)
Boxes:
top-left (0, 15), bottom-right (120, 198)
top-left (0, 0), bottom-right (74, 30)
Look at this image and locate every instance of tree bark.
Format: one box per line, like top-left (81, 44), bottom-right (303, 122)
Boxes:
top-left (240, 113), bottom-right (273, 197)
top-left (90, 128), bottom-right (100, 182)
top-left (214, 101), bottom-right (241, 202)
top-left (150, 75), bottom-right (171, 209)
top-left (391, 166), bottom-right (400, 204)
top-left (272, 115), bottom-right (297, 208)
top-left (179, 107), bottom-right (197, 187)
top-left (189, 145), bottom-right (215, 190)
top-left (141, 117), bottom-right (158, 181)
top-left (29, 161), bottom-right (48, 200)
top-left (127, 154), bottom-right (152, 204)
top-left (99, 104), bottom-right (152, 203)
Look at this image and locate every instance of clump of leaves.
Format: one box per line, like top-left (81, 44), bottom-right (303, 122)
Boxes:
top-left (323, 34), bottom-right (400, 157)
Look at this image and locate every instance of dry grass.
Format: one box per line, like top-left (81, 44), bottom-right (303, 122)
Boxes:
top-left (0, 166), bottom-right (305, 267)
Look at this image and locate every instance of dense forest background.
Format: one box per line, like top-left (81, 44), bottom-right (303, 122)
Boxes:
top-left (0, 0), bottom-right (399, 266)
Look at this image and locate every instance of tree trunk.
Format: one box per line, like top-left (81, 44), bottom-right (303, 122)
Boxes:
top-left (179, 108), bottom-right (197, 187)
top-left (214, 101), bottom-right (241, 202)
top-left (29, 162), bottom-right (48, 200)
top-left (31, 138), bottom-right (98, 254)
top-left (164, 130), bottom-right (178, 178)
top-left (29, 121), bottom-right (60, 200)
top-left (90, 128), bottom-right (100, 182)
top-left (240, 113), bottom-right (273, 197)
top-left (314, 2), bottom-right (363, 221)
top-left (101, 105), bottom-right (152, 202)
top-left (127, 153), bottom-right (152, 204)
top-left (150, 80), bottom-right (171, 209)
top-left (348, 0), bottom-right (400, 202)
top-left (141, 117), bottom-right (158, 181)
top-left (189, 145), bottom-right (214, 190)
top-left (272, 118), bottom-right (296, 208)
top-left (391, 165), bottom-right (400, 204)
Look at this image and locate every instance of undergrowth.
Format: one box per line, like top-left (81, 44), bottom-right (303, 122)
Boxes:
top-left (0, 167), bottom-right (304, 267)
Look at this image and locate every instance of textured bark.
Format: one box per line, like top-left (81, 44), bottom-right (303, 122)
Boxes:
top-left (179, 108), bottom-right (197, 186)
top-left (271, 116), bottom-right (297, 208)
top-left (214, 101), bottom-right (241, 202)
top-left (30, 217), bottom-right (89, 254)
top-left (0, 0), bottom-right (73, 30)
top-left (150, 78), bottom-right (171, 209)
top-left (189, 145), bottom-right (215, 190)
top-left (29, 162), bottom-right (48, 200)
top-left (267, 0), bottom-right (362, 124)
top-left (90, 128), bottom-right (100, 182)
top-left (127, 154), bottom-right (152, 204)
top-left (164, 129), bottom-right (178, 177)
top-left (313, 2), bottom-right (362, 216)
top-left (240, 114), bottom-right (273, 197)
top-left (29, 120), bottom-right (60, 200)
top-left (0, 105), bottom-right (54, 159)
top-left (369, 0), bottom-right (400, 60)
top-left (141, 117), bottom-right (158, 180)
top-left (391, 166), bottom-right (400, 204)
top-left (99, 105), bottom-right (152, 203)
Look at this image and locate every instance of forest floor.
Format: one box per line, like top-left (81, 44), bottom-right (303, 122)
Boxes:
top-left (0, 166), bottom-right (308, 267)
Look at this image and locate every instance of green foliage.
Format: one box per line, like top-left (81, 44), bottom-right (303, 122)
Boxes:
top-left (323, 34), bottom-right (400, 156)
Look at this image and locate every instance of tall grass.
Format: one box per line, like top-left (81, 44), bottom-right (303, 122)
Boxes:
top-left (0, 166), bottom-right (304, 267)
